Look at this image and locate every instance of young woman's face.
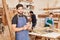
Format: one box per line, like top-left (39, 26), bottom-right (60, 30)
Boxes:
top-left (17, 7), bottom-right (24, 14)
top-left (49, 14), bottom-right (53, 18)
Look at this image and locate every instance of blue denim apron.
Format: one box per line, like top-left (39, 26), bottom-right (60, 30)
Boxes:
top-left (15, 16), bottom-right (29, 40)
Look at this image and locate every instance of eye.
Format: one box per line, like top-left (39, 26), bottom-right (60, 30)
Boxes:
top-left (18, 9), bottom-right (20, 10)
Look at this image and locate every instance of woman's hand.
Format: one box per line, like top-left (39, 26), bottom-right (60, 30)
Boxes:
top-left (23, 25), bottom-right (29, 30)
top-left (23, 22), bottom-right (31, 30)
top-left (49, 24), bottom-right (52, 27)
top-left (49, 24), bottom-right (53, 28)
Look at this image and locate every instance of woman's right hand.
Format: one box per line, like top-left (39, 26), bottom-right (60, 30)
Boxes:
top-left (23, 25), bottom-right (29, 30)
top-left (49, 24), bottom-right (53, 28)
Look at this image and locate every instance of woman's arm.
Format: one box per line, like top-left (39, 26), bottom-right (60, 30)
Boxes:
top-left (25, 22), bottom-right (32, 30)
top-left (45, 17), bottom-right (50, 25)
top-left (52, 19), bottom-right (54, 27)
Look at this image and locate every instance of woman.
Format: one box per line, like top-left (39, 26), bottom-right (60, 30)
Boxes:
top-left (44, 13), bottom-right (54, 27)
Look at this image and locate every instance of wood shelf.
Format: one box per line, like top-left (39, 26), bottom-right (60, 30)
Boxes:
top-left (19, 0), bottom-right (33, 2)
top-left (38, 14), bottom-right (60, 18)
top-left (43, 7), bottom-right (60, 10)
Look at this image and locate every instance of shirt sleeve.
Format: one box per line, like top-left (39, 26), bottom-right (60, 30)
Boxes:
top-left (45, 17), bottom-right (50, 25)
top-left (52, 18), bottom-right (54, 27)
top-left (32, 15), bottom-right (37, 23)
top-left (12, 16), bottom-right (17, 24)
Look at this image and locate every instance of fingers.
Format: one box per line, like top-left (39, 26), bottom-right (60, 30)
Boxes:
top-left (23, 25), bottom-right (29, 30)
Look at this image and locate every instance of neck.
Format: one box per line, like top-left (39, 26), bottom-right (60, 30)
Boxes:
top-left (49, 17), bottom-right (52, 18)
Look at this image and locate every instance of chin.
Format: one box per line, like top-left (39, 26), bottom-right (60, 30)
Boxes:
top-left (18, 12), bottom-right (23, 14)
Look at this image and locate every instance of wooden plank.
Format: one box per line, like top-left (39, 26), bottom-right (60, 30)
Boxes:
top-left (0, 8), bottom-right (3, 16)
top-left (38, 14), bottom-right (60, 18)
top-left (0, 7), bottom-right (8, 25)
top-left (0, 16), bottom-right (2, 18)
top-left (43, 7), bottom-right (60, 10)
top-left (2, 0), bottom-right (14, 40)
top-left (19, 0), bottom-right (23, 2)
top-left (27, 0), bottom-right (33, 2)
top-left (58, 20), bottom-right (60, 29)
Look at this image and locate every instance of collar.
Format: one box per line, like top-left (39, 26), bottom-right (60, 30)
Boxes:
top-left (17, 14), bottom-right (24, 17)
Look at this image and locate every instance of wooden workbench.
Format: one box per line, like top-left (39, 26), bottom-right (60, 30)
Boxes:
top-left (29, 32), bottom-right (60, 40)
top-left (29, 28), bottom-right (60, 40)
